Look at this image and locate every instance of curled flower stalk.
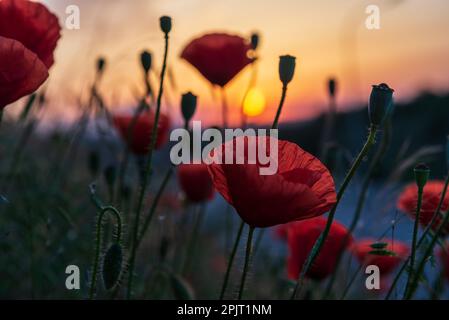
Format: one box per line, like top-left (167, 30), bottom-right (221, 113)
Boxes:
top-left (127, 16), bottom-right (171, 299)
top-left (89, 188), bottom-right (123, 300)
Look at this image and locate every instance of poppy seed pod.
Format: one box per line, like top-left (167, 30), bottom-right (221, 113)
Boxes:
top-left (368, 83), bottom-right (394, 126)
top-left (97, 57), bottom-right (106, 73)
top-left (250, 33), bottom-right (260, 50)
top-left (328, 78), bottom-right (337, 98)
top-left (414, 163), bottom-right (430, 189)
top-left (181, 92), bottom-right (197, 124)
top-left (160, 16), bottom-right (172, 34)
top-left (279, 55), bottom-right (296, 86)
top-left (140, 50), bottom-right (152, 74)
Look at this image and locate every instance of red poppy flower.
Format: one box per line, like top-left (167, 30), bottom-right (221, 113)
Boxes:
top-left (113, 111), bottom-right (170, 155)
top-left (0, 0), bottom-right (61, 68)
top-left (178, 163), bottom-right (215, 203)
top-left (0, 0), bottom-right (60, 109)
top-left (0, 36), bottom-right (48, 109)
top-left (207, 136), bottom-right (336, 228)
top-left (351, 239), bottom-right (409, 275)
top-left (180, 33), bottom-right (254, 87)
top-left (287, 217), bottom-right (352, 280)
top-left (397, 181), bottom-right (449, 235)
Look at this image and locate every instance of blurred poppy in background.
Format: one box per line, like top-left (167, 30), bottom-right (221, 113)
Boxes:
top-left (207, 136), bottom-right (336, 228)
top-left (397, 181), bottom-right (449, 235)
top-left (287, 217), bottom-right (352, 280)
top-left (113, 111), bottom-right (170, 155)
top-left (181, 33), bottom-right (254, 87)
top-left (351, 239), bottom-right (409, 275)
top-left (0, 0), bottom-right (60, 109)
top-left (178, 163), bottom-right (215, 203)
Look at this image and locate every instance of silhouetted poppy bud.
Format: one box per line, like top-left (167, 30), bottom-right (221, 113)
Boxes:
top-left (103, 165), bottom-right (117, 189)
top-left (97, 57), bottom-right (106, 74)
top-left (88, 150), bottom-right (100, 177)
top-left (181, 92), bottom-right (197, 124)
top-left (250, 33), bottom-right (260, 50)
top-left (279, 55), bottom-right (296, 86)
top-left (160, 16), bottom-right (172, 34)
top-left (328, 78), bottom-right (337, 98)
top-left (140, 50), bottom-right (152, 74)
top-left (368, 83), bottom-right (394, 127)
top-left (414, 163), bottom-right (430, 189)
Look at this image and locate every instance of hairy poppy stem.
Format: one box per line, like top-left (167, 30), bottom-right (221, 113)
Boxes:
top-left (127, 32), bottom-right (170, 299)
top-left (403, 184), bottom-right (424, 298)
top-left (272, 84), bottom-right (288, 129)
top-left (219, 220), bottom-right (245, 300)
top-left (238, 226), bottom-right (255, 300)
top-left (89, 202), bottom-right (123, 300)
top-left (324, 121), bottom-right (391, 298)
top-left (385, 173), bottom-right (449, 299)
top-left (290, 124), bottom-right (377, 300)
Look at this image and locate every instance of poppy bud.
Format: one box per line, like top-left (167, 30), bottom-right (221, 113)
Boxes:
top-left (413, 163), bottom-right (430, 188)
top-left (140, 50), bottom-right (152, 74)
top-left (250, 33), bottom-right (260, 50)
top-left (368, 83), bottom-right (394, 127)
top-left (97, 57), bottom-right (106, 74)
top-left (181, 92), bottom-right (197, 124)
top-left (160, 16), bottom-right (172, 34)
top-left (279, 55), bottom-right (296, 86)
top-left (328, 78), bottom-right (337, 98)
top-left (414, 163), bottom-right (430, 189)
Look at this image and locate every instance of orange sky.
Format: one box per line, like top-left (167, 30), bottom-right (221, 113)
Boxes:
top-left (11, 0), bottom-right (449, 126)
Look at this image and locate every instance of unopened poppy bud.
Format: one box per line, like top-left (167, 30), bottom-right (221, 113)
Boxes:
top-left (140, 50), bottom-right (152, 74)
top-left (414, 163), bottom-right (430, 189)
top-left (279, 55), bottom-right (296, 86)
top-left (103, 165), bottom-right (117, 188)
top-left (250, 33), bottom-right (260, 50)
top-left (181, 92), bottom-right (197, 124)
top-left (160, 16), bottom-right (172, 34)
top-left (97, 57), bottom-right (106, 74)
top-left (328, 78), bottom-right (337, 98)
top-left (368, 83), bottom-right (394, 127)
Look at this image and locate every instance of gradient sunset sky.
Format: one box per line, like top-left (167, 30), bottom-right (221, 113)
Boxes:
top-left (30, 0), bottom-right (449, 126)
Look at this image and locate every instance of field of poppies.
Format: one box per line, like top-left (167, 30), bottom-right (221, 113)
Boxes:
top-left (1, 0), bottom-right (449, 301)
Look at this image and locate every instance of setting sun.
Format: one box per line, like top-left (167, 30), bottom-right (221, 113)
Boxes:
top-left (243, 88), bottom-right (266, 117)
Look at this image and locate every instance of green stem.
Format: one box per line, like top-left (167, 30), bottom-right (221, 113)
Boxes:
top-left (272, 85), bottom-right (287, 129)
top-left (238, 226), bottom-right (255, 300)
top-left (89, 205), bottom-right (123, 300)
top-left (403, 185), bottom-right (424, 298)
top-left (290, 124), bottom-right (378, 299)
top-left (324, 122), bottom-right (391, 298)
top-left (219, 220), bottom-right (245, 300)
top-left (126, 32), bottom-right (169, 299)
